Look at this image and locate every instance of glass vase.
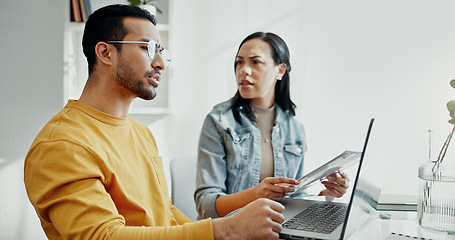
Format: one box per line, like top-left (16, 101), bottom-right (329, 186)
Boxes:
top-left (418, 159), bottom-right (455, 232)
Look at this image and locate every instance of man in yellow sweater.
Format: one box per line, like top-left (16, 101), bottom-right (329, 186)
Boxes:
top-left (24, 4), bottom-right (286, 240)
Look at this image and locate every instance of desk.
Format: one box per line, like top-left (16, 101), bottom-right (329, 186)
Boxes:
top-left (349, 211), bottom-right (455, 240)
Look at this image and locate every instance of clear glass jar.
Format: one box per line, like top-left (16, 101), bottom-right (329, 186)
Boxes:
top-left (418, 159), bottom-right (455, 232)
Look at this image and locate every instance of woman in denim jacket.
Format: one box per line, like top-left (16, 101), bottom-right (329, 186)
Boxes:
top-left (195, 32), bottom-right (349, 219)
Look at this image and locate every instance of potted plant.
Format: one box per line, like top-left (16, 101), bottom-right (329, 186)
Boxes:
top-left (417, 79), bottom-right (455, 232)
top-left (127, 0), bottom-right (163, 15)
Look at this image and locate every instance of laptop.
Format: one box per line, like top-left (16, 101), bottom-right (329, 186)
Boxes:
top-left (280, 118), bottom-right (379, 240)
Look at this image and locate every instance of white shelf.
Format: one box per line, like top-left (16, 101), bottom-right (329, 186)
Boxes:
top-left (156, 23), bottom-right (169, 31)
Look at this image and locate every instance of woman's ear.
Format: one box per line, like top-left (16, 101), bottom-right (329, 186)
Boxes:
top-left (94, 42), bottom-right (114, 66)
top-left (276, 63), bottom-right (287, 80)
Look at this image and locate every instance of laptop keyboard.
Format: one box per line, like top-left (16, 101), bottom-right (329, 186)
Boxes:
top-left (282, 203), bottom-right (347, 234)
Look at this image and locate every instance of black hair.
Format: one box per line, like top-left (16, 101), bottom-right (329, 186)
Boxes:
top-left (230, 32), bottom-right (295, 124)
top-left (82, 4), bottom-right (156, 75)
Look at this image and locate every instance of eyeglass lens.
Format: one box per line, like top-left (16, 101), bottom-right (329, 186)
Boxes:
top-left (147, 40), bottom-right (157, 60)
top-left (147, 40), bottom-right (170, 66)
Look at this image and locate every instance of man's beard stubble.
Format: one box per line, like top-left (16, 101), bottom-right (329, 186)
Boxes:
top-left (115, 60), bottom-right (157, 100)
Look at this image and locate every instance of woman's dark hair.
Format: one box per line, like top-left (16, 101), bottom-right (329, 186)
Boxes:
top-left (82, 4), bottom-right (156, 75)
top-left (230, 32), bottom-right (295, 124)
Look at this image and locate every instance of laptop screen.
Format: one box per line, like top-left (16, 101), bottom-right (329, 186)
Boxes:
top-left (279, 118), bottom-right (378, 240)
top-left (340, 118), bottom-right (379, 240)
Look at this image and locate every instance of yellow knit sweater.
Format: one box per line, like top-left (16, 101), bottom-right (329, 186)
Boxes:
top-left (24, 100), bottom-right (213, 240)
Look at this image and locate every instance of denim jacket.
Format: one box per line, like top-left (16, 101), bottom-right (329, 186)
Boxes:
top-left (195, 98), bottom-right (308, 219)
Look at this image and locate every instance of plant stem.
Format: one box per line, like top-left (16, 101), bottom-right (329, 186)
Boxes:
top-left (433, 124), bottom-right (455, 172)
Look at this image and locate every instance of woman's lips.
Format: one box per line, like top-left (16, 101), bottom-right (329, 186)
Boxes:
top-left (239, 79), bottom-right (253, 89)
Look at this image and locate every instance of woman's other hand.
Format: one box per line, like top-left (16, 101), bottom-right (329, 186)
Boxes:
top-left (318, 170), bottom-right (350, 201)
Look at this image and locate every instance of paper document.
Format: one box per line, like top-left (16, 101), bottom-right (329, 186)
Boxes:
top-left (293, 150), bottom-right (362, 193)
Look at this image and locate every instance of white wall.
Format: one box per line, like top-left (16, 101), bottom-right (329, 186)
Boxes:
top-left (0, 1), bottom-right (65, 161)
top-left (167, 0), bottom-right (455, 197)
top-left (0, 0), bottom-right (65, 239)
top-left (299, 0), bottom-right (455, 195)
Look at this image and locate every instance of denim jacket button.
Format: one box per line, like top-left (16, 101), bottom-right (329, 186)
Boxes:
top-left (278, 152), bottom-right (283, 158)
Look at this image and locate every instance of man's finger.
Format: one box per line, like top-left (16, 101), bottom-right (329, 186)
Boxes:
top-left (271, 221), bottom-right (283, 234)
top-left (269, 199), bottom-right (285, 213)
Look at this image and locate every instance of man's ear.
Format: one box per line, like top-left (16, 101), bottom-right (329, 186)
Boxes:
top-left (95, 42), bottom-right (114, 66)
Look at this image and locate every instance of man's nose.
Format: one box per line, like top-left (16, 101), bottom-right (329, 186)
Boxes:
top-left (152, 54), bottom-right (166, 70)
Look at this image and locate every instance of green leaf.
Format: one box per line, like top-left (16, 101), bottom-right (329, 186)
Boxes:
top-left (128, 0), bottom-right (142, 6)
top-left (448, 101), bottom-right (455, 123)
top-left (450, 79), bottom-right (455, 89)
top-left (447, 100), bottom-right (455, 112)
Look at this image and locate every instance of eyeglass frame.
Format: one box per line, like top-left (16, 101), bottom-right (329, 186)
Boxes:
top-left (107, 39), bottom-right (170, 65)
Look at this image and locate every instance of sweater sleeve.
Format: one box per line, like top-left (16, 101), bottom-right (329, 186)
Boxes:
top-left (171, 204), bottom-right (193, 224)
top-left (24, 140), bottom-right (214, 240)
top-left (107, 219), bottom-right (214, 239)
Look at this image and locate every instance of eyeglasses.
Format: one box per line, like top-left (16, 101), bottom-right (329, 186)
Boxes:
top-left (107, 39), bottom-right (171, 67)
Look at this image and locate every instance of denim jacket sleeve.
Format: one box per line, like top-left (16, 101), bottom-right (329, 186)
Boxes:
top-left (194, 111), bottom-right (227, 219)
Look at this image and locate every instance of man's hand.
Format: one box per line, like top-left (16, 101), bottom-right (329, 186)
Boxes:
top-left (318, 170), bottom-right (350, 201)
top-left (253, 177), bottom-right (300, 201)
top-left (212, 198), bottom-right (285, 240)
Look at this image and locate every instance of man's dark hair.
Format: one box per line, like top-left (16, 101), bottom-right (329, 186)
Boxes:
top-left (82, 4), bottom-right (156, 75)
top-left (230, 32), bottom-right (295, 124)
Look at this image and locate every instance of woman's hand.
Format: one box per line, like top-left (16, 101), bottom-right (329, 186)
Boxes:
top-left (215, 177), bottom-right (299, 217)
top-left (253, 177), bottom-right (300, 201)
top-left (318, 170), bottom-right (350, 201)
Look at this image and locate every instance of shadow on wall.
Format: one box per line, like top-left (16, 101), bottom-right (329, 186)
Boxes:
top-left (170, 157), bottom-right (199, 221)
top-left (0, 159), bottom-right (46, 240)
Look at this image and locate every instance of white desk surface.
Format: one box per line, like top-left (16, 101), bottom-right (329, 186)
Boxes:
top-left (349, 210), bottom-right (455, 240)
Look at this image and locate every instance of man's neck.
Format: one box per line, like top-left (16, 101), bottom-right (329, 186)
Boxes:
top-left (78, 76), bottom-right (133, 118)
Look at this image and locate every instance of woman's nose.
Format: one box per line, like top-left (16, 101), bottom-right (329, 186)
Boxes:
top-left (239, 65), bottom-right (251, 76)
